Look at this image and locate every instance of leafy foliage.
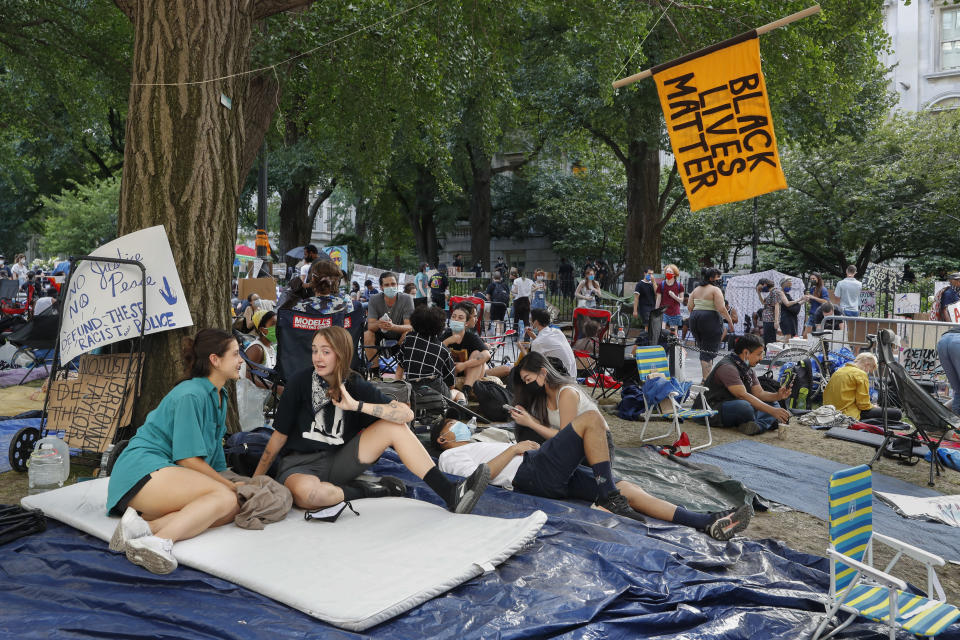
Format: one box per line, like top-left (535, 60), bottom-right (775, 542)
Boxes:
top-left (39, 176), bottom-right (119, 257)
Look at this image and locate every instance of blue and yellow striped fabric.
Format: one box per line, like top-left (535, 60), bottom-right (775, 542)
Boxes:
top-left (828, 465), bottom-right (873, 593)
top-left (635, 346), bottom-right (670, 382)
top-left (828, 465), bottom-right (960, 636)
top-left (665, 408), bottom-right (716, 420)
top-left (839, 584), bottom-right (960, 636)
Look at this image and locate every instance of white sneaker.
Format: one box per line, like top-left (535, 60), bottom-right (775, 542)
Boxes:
top-left (125, 535), bottom-right (177, 574)
top-left (108, 507), bottom-right (153, 553)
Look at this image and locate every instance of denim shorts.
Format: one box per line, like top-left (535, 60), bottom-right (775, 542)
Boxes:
top-left (511, 425), bottom-right (618, 502)
top-left (663, 313), bottom-right (683, 327)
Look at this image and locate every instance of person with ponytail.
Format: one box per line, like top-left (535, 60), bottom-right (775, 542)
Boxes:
top-left (252, 326), bottom-right (490, 517)
top-left (106, 329), bottom-right (245, 575)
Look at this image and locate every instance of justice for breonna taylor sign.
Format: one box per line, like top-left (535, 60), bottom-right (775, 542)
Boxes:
top-left (59, 225), bottom-right (194, 362)
top-left (652, 31), bottom-right (787, 211)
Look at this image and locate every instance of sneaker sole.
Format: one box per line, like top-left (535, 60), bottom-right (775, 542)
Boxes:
top-left (454, 465), bottom-right (491, 514)
top-left (108, 508), bottom-right (147, 553)
top-left (710, 505), bottom-right (752, 541)
top-left (125, 544), bottom-right (177, 575)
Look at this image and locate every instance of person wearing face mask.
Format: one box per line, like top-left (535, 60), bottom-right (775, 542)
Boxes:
top-left (244, 310), bottom-right (280, 390)
top-left (518, 308), bottom-right (576, 378)
top-left (655, 265), bottom-right (685, 335)
top-left (364, 272), bottom-right (414, 376)
top-left (413, 263), bottom-right (430, 308)
top-left (531, 269), bottom-right (547, 310)
top-left (436, 355), bottom-right (753, 540)
top-left (575, 267), bottom-right (601, 308)
top-left (632, 266), bottom-right (657, 329)
top-left (802, 273), bottom-right (831, 339)
top-left (779, 278), bottom-right (808, 342)
top-left (10, 253), bottom-right (28, 285)
top-left (510, 267), bottom-right (534, 329)
top-left (687, 268), bottom-right (736, 380)
top-left (755, 278), bottom-right (779, 345)
top-left (441, 301), bottom-right (491, 397)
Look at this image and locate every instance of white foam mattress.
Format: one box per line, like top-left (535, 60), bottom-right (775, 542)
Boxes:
top-left (22, 478), bottom-right (546, 631)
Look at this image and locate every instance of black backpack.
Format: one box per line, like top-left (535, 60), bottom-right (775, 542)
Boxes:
top-left (489, 282), bottom-right (510, 304)
top-left (472, 380), bottom-right (513, 422)
top-left (224, 426), bottom-right (278, 477)
top-left (788, 358), bottom-right (814, 410)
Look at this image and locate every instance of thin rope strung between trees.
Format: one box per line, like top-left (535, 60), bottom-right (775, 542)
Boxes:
top-left (614, 0), bottom-right (675, 83)
top-left (131, 0), bottom-right (438, 87)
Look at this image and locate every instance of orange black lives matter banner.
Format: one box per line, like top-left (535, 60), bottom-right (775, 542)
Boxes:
top-left (652, 31), bottom-right (787, 211)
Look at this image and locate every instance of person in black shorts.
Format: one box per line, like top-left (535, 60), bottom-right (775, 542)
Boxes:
top-left (687, 268), bottom-right (736, 379)
top-left (429, 264), bottom-right (449, 311)
top-left (252, 326), bottom-right (489, 514)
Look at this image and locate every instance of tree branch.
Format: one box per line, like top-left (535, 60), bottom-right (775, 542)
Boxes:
top-left (583, 123), bottom-right (627, 165)
top-left (238, 73), bottom-right (281, 184)
top-left (253, 0), bottom-right (316, 20)
top-left (657, 161), bottom-right (679, 213)
top-left (308, 178), bottom-right (337, 229)
top-left (491, 139), bottom-right (544, 175)
top-left (113, 0), bottom-right (134, 20)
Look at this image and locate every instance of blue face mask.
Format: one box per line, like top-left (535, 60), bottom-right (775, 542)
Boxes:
top-left (448, 421), bottom-right (473, 442)
top-left (783, 286), bottom-right (792, 292)
top-left (762, 286), bottom-right (770, 292)
top-left (587, 274), bottom-right (595, 281)
top-left (383, 286), bottom-right (398, 298)
top-left (644, 274), bottom-right (652, 282)
top-left (450, 320), bottom-right (465, 333)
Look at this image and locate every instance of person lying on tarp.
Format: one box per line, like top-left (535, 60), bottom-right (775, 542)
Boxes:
top-left (106, 329), bottom-right (246, 575)
top-left (252, 326), bottom-right (490, 516)
top-left (432, 412), bottom-right (752, 541)
top-left (822, 352), bottom-right (902, 423)
top-left (702, 333), bottom-right (792, 435)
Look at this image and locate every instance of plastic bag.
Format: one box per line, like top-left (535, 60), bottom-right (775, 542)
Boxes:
top-left (237, 376), bottom-right (270, 432)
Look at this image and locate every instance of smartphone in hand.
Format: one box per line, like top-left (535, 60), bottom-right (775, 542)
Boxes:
top-left (503, 404), bottom-right (518, 414)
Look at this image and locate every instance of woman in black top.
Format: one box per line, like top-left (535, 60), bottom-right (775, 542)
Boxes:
top-left (253, 326), bottom-right (489, 513)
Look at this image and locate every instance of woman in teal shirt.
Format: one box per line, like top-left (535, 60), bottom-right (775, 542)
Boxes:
top-left (106, 328), bottom-right (243, 575)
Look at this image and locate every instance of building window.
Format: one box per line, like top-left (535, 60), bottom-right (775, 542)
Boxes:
top-left (942, 7), bottom-right (960, 70)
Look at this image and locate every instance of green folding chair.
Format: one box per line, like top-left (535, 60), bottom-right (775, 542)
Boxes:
top-left (812, 465), bottom-right (959, 640)
top-left (634, 345), bottom-right (715, 452)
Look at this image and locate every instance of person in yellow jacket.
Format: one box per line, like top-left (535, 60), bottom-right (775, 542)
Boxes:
top-left (822, 353), bottom-right (902, 421)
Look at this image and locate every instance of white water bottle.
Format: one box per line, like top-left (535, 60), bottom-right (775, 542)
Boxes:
top-left (617, 326), bottom-right (625, 339)
top-left (467, 417), bottom-right (478, 434)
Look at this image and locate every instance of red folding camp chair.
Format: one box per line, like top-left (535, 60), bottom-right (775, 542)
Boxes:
top-left (570, 307), bottom-right (611, 379)
top-left (449, 295), bottom-right (486, 333)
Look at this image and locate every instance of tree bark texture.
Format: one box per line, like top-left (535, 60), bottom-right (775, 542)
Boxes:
top-left (466, 143), bottom-right (492, 271)
top-left (278, 182), bottom-right (311, 258)
top-left (115, 0), bottom-right (311, 426)
top-left (623, 140), bottom-right (662, 280)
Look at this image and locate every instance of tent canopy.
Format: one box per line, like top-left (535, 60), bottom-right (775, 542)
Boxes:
top-left (725, 269), bottom-right (805, 334)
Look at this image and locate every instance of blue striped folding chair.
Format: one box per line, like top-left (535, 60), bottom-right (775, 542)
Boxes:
top-left (634, 346), bottom-right (715, 452)
top-left (812, 465), bottom-right (959, 640)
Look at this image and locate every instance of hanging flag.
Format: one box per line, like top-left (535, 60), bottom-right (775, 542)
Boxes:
top-left (652, 31), bottom-right (786, 211)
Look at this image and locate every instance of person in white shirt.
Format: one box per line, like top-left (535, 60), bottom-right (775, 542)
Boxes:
top-left (33, 286), bottom-right (57, 315)
top-left (519, 308), bottom-right (576, 377)
top-left (510, 268), bottom-right (534, 329)
top-left (833, 265), bottom-right (862, 317)
top-left (10, 254), bottom-right (28, 285)
top-left (433, 414), bottom-right (752, 541)
top-left (298, 244), bottom-right (320, 280)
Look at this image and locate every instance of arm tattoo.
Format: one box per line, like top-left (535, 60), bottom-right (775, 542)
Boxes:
top-left (371, 405), bottom-right (384, 418)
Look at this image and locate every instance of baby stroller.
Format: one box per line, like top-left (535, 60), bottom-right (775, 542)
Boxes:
top-left (870, 329), bottom-right (960, 486)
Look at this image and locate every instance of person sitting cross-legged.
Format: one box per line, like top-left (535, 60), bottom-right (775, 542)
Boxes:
top-left (518, 308), bottom-right (577, 378)
top-left (702, 333), bottom-right (792, 435)
top-left (253, 326), bottom-right (490, 515)
top-left (823, 353), bottom-right (902, 422)
top-left (363, 271), bottom-right (414, 376)
top-left (433, 414), bottom-right (752, 541)
top-left (441, 300), bottom-right (491, 398)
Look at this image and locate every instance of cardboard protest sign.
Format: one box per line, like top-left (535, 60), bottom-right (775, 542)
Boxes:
top-left (894, 293), bottom-right (920, 315)
top-left (862, 263), bottom-right (902, 292)
top-left (947, 301), bottom-right (960, 325)
top-left (238, 277), bottom-right (277, 302)
top-left (59, 226), bottom-right (193, 362)
top-left (652, 31), bottom-right (786, 211)
top-left (859, 290), bottom-right (877, 315)
top-left (47, 354), bottom-right (142, 453)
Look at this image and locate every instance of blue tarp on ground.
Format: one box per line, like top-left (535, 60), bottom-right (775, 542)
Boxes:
top-left (4, 450), bottom-right (955, 639)
top-left (693, 440), bottom-right (960, 563)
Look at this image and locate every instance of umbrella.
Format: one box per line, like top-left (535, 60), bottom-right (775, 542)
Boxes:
top-left (235, 244), bottom-right (256, 257)
top-left (285, 246), bottom-right (305, 260)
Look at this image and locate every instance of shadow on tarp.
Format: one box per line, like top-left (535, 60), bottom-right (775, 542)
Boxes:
top-left (614, 445), bottom-right (763, 514)
top-left (693, 440), bottom-right (960, 563)
top-left (2, 450), bottom-right (956, 640)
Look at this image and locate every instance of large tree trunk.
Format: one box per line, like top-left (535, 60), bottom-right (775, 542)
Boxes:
top-left (623, 141), bottom-right (662, 279)
top-left (278, 183), bottom-right (311, 257)
top-left (115, 0), bottom-right (311, 426)
top-left (466, 143), bottom-right (492, 270)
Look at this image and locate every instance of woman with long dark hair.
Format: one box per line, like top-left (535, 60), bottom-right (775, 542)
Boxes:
top-left (253, 326), bottom-right (489, 517)
top-left (106, 329), bottom-right (245, 574)
top-left (802, 273), bottom-right (830, 339)
top-left (687, 268), bottom-right (736, 379)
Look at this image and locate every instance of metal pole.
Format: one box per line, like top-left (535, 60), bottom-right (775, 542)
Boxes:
top-left (256, 142), bottom-right (268, 260)
top-left (751, 197), bottom-right (759, 272)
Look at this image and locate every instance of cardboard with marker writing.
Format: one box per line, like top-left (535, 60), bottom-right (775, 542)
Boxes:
top-left (46, 353), bottom-right (143, 453)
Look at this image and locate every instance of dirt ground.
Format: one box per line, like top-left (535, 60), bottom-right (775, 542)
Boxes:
top-left (604, 403), bottom-right (960, 602)
top-left (2, 393), bottom-right (958, 604)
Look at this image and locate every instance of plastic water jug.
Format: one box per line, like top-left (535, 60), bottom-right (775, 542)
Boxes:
top-left (28, 437), bottom-right (70, 495)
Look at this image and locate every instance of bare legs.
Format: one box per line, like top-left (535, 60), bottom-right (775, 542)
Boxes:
top-left (128, 467), bottom-right (239, 543)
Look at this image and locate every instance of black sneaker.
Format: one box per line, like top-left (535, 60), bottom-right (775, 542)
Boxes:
top-left (450, 464), bottom-right (490, 514)
top-left (736, 421), bottom-right (764, 435)
top-left (705, 505), bottom-right (753, 541)
top-left (594, 491), bottom-right (646, 522)
top-left (351, 476), bottom-right (407, 498)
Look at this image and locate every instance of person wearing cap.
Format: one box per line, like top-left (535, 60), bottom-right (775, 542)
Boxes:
top-left (429, 264), bottom-right (449, 311)
top-left (245, 309), bottom-right (278, 386)
top-left (937, 272), bottom-right (960, 415)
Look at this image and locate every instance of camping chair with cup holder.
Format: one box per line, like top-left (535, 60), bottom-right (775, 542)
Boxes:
top-left (2, 306), bottom-right (60, 386)
top-left (634, 345), bottom-right (715, 452)
top-left (812, 464), bottom-right (959, 640)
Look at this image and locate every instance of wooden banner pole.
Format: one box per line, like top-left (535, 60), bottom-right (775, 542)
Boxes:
top-left (612, 4), bottom-right (821, 89)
